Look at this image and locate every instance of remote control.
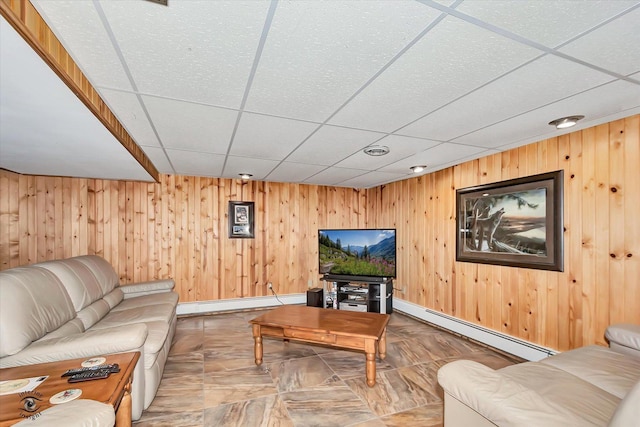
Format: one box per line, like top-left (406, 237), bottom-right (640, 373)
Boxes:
top-left (62, 363), bottom-right (120, 377)
top-left (68, 368), bottom-right (111, 383)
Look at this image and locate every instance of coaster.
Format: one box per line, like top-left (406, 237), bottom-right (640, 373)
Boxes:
top-left (50, 388), bottom-right (82, 404)
top-left (81, 356), bottom-right (106, 368)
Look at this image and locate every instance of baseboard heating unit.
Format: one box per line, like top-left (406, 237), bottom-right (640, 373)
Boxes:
top-left (393, 298), bottom-right (556, 361)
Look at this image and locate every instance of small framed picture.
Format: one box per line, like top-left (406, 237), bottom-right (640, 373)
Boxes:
top-left (229, 201), bottom-right (254, 238)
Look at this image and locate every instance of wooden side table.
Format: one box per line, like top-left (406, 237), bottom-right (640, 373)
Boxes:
top-left (0, 352), bottom-right (140, 427)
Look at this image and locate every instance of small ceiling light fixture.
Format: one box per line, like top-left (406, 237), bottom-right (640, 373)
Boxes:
top-left (363, 145), bottom-right (390, 156)
top-left (548, 115), bottom-right (584, 129)
top-left (410, 165), bottom-right (427, 173)
top-left (239, 173), bottom-right (253, 180)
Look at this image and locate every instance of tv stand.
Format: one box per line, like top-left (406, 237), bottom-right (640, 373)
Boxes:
top-left (321, 274), bottom-right (393, 314)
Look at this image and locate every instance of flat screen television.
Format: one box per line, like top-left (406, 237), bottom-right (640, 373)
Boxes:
top-left (318, 228), bottom-right (396, 280)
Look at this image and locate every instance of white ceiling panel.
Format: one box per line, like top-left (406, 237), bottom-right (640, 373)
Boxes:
top-left (99, 88), bottom-right (160, 148)
top-left (340, 171), bottom-right (410, 189)
top-left (246, 0), bottom-right (441, 122)
top-left (32, 0), bottom-right (133, 91)
top-left (379, 143), bottom-right (488, 174)
top-left (336, 135), bottom-right (440, 169)
top-left (230, 113), bottom-right (318, 160)
top-left (265, 162), bottom-right (327, 184)
top-left (328, 15), bottom-right (541, 132)
top-left (0, 16), bottom-right (152, 181)
top-left (400, 55), bottom-right (616, 142)
top-left (3, 1), bottom-right (640, 189)
top-left (99, 0), bottom-right (270, 108)
top-left (167, 149), bottom-right (225, 178)
top-left (457, 0), bottom-right (638, 47)
top-left (142, 96), bottom-right (237, 153)
top-left (456, 79), bottom-right (640, 149)
top-left (287, 125), bottom-right (385, 166)
top-left (303, 167), bottom-right (370, 187)
top-left (140, 146), bottom-right (173, 174)
top-left (559, 7), bottom-right (640, 76)
top-left (221, 156), bottom-right (280, 181)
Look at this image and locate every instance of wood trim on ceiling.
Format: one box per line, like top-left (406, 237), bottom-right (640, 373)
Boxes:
top-left (0, 0), bottom-right (160, 182)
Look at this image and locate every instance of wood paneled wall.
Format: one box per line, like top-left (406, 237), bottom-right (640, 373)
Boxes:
top-left (1, 115), bottom-right (638, 351)
top-left (367, 115), bottom-right (640, 350)
top-left (0, 175), bottom-right (366, 300)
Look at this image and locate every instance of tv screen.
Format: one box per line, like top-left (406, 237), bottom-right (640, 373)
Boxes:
top-left (319, 229), bottom-right (396, 279)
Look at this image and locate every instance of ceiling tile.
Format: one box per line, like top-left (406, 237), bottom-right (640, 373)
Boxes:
top-left (140, 146), bottom-right (173, 174)
top-left (99, 0), bottom-right (270, 108)
top-left (456, 0), bottom-right (638, 47)
top-left (99, 88), bottom-right (160, 148)
top-left (166, 149), bottom-right (225, 177)
top-left (339, 171), bottom-right (411, 189)
top-left (221, 156), bottom-right (280, 180)
top-left (399, 55), bottom-right (616, 142)
top-left (559, 7), bottom-right (640, 76)
top-left (142, 95), bottom-right (237, 153)
top-left (336, 135), bottom-right (440, 169)
top-left (265, 162), bottom-right (327, 183)
top-left (230, 113), bottom-right (318, 160)
top-left (32, 0), bottom-right (133, 91)
top-left (454, 79), bottom-right (640, 148)
top-left (246, 0), bottom-right (441, 122)
top-left (328, 15), bottom-right (541, 132)
top-left (303, 167), bottom-right (369, 187)
top-left (287, 125), bottom-right (385, 166)
top-left (379, 143), bottom-right (488, 174)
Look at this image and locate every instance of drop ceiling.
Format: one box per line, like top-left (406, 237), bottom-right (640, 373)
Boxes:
top-left (2, 0), bottom-right (639, 188)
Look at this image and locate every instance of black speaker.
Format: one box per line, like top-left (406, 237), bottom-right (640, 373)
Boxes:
top-left (306, 287), bottom-right (323, 307)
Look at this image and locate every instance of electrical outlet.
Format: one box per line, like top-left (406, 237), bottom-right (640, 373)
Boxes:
top-left (308, 280), bottom-right (313, 289)
top-left (267, 282), bottom-right (273, 290)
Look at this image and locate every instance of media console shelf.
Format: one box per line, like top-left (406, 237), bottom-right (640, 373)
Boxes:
top-left (321, 274), bottom-right (393, 314)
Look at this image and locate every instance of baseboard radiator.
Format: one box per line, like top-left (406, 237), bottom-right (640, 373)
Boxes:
top-left (177, 294), bottom-right (555, 361)
top-left (393, 298), bottom-right (556, 361)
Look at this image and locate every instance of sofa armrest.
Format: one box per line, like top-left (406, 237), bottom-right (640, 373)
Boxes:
top-left (605, 324), bottom-right (640, 357)
top-left (120, 279), bottom-right (175, 299)
top-left (437, 360), bottom-right (589, 427)
top-left (0, 324), bottom-right (147, 368)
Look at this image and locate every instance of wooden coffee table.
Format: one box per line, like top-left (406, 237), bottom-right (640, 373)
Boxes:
top-left (249, 305), bottom-right (390, 387)
top-left (0, 352), bottom-right (139, 427)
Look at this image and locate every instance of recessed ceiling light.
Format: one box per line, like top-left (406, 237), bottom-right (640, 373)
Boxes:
top-left (363, 145), bottom-right (390, 156)
top-left (548, 115), bottom-right (584, 129)
top-left (410, 165), bottom-right (427, 173)
top-left (239, 173), bottom-right (253, 180)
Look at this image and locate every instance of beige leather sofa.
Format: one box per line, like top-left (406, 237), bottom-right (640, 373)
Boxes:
top-left (0, 255), bottom-right (179, 421)
top-left (438, 324), bottom-right (640, 427)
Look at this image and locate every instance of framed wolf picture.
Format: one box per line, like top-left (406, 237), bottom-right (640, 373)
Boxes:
top-left (456, 170), bottom-right (564, 271)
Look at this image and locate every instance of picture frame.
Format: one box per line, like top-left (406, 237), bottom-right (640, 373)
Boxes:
top-left (456, 170), bottom-right (564, 271)
top-left (228, 201), bottom-right (254, 239)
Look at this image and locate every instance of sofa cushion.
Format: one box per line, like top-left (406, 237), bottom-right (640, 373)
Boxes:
top-left (111, 291), bottom-right (179, 312)
top-left (499, 362), bottom-right (620, 425)
top-left (0, 267), bottom-right (76, 357)
top-left (93, 303), bottom-right (176, 329)
top-left (539, 344), bottom-right (640, 399)
top-left (73, 255), bottom-right (119, 295)
top-left (35, 258), bottom-right (104, 312)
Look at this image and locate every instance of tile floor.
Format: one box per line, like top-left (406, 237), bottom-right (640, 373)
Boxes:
top-left (134, 308), bottom-right (521, 427)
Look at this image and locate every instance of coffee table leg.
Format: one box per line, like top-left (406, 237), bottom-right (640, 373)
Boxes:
top-left (365, 339), bottom-right (376, 387)
top-left (115, 377), bottom-right (133, 427)
top-left (252, 324), bottom-right (263, 365)
top-left (378, 329), bottom-right (387, 360)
